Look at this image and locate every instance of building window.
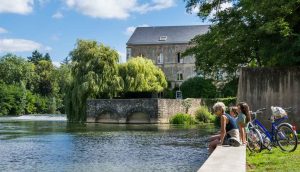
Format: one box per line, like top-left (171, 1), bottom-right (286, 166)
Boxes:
top-left (126, 48), bottom-right (131, 59)
top-left (159, 36), bottom-right (167, 41)
top-left (139, 53), bottom-right (145, 57)
top-left (157, 53), bottom-right (163, 64)
top-left (177, 72), bottom-right (183, 81)
top-left (177, 52), bottom-right (183, 63)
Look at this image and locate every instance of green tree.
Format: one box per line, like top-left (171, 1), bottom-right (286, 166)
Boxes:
top-left (55, 64), bottom-right (72, 113)
top-left (219, 78), bottom-right (239, 97)
top-left (0, 82), bottom-right (26, 116)
top-left (65, 40), bottom-right (123, 122)
top-left (0, 54), bottom-right (36, 89)
top-left (184, 0), bottom-right (300, 76)
top-left (180, 77), bottom-right (217, 98)
top-left (28, 50), bottom-right (52, 64)
top-left (34, 60), bottom-right (58, 97)
top-left (119, 57), bottom-right (167, 93)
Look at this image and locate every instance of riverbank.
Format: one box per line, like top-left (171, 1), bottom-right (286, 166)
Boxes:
top-left (247, 147), bottom-right (300, 171)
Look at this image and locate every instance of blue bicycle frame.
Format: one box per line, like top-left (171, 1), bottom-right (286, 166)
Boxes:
top-left (252, 116), bottom-right (288, 142)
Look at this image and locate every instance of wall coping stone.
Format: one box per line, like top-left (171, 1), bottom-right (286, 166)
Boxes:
top-left (198, 145), bottom-right (246, 172)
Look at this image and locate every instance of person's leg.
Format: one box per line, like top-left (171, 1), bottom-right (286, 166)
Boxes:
top-left (209, 134), bottom-right (220, 141)
top-left (209, 139), bottom-right (220, 153)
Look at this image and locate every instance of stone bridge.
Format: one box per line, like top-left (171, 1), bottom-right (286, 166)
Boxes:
top-left (86, 99), bottom-right (202, 124)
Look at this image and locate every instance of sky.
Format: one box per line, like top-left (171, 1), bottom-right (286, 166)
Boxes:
top-left (0, 0), bottom-right (207, 65)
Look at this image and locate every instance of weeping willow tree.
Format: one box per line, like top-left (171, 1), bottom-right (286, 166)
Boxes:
top-left (65, 40), bottom-right (123, 122)
top-left (119, 57), bottom-right (167, 93)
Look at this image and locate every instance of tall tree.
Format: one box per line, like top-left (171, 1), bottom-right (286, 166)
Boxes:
top-left (34, 60), bottom-right (57, 96)
top-left (184, 0), bottom-right (300, 77)
top-left (28, 50), bottom-right (52, 64)
top-left (65, 40), bottom-right (123, 122)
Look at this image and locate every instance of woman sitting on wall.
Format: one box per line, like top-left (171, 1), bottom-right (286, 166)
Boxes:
top-left (236, 102), bottom-right (251, 144)
top-left (209, 102), bottom-right (240, 152)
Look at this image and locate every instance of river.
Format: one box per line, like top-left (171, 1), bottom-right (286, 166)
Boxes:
top-left (0, 115), bottom-right (216, 172)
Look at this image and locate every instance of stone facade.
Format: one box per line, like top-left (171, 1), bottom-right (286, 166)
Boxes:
top-left (86, 98), bottom-right (202, 124)
top-left (126, 25), bottom-right (210, 88)
top-left (237, 67), bottom-right (300, 128)
top-left (127, 44), bottom-right (196, 88)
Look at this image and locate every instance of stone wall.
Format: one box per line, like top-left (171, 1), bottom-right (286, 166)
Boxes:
top-left (237, 67), bottom-right (300, 127)
top-left (87, 98), bottom-right (202, 124)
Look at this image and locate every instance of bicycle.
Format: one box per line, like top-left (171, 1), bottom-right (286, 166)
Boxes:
top-left (247, 109), bottom-right (264, 152)
top-left (248, 107), bottom-right (298, 152)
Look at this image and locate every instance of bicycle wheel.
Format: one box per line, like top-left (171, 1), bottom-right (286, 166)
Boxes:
top-left (247, 128), bottom-right (263, 152)
top-left (276, 123), bottom-right (298, 152)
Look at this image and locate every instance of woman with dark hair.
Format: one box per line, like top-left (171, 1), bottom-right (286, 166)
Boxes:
top-left (236, 102), bottom-right (251, 144)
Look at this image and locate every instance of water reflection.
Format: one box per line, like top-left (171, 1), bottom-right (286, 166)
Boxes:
top-left (0, 116), bottom-right (217, 172)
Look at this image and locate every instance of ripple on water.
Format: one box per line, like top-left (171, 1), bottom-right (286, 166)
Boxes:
top-left (0, 117), bottom-right (217, 172)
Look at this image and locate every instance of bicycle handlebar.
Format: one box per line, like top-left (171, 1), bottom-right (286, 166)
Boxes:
top-left (251, 108), bottom-right (266, 114)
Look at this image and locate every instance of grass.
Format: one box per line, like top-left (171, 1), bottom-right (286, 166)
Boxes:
top-left (247, 146), bottom-right (300, 172)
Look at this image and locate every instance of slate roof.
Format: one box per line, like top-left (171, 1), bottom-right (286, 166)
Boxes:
top-left (127, 25), bottom-right (210, 45)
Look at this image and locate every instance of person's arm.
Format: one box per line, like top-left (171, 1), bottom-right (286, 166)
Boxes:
top-left (239, 124), bottom-right (244, 143)
top-left (243, 127), bottom-right (247, 143)
top-left (239, 123), bottom-right (247, 144)
top-left (219, 115), bottom-right (227, 144)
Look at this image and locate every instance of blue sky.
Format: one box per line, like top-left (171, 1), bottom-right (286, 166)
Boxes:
top-left (0, 0), bottom-right (206, 65)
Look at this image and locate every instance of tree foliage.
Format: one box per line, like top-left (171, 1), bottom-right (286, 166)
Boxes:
top-left (119, 57), bottom-right (167, 93)
top-left (65, 40), bottom-right (123, 122)
top-left (0, 54), bottom-right (36, 87)
top-left (0, 53), bottom-right (66, 116)
top-left (184, 0), bottom-right (300, 76)
top-left (180, 77), bottom-right (217, 98)
top-left (0, 82), bottom-right (26, 116)
top-left (34, 60), bottom-right (57, 96)
top-left (28, 50), bottom-right (51, 64)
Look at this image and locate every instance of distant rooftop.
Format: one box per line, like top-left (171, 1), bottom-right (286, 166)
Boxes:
top-left (127, 25), bottom-right (210, 45)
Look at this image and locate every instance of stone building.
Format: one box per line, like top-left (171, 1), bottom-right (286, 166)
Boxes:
top-left (126, 25), bottom-right (210, 88)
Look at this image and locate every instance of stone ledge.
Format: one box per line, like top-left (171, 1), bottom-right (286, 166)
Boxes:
top-left (198, 145), bottom-right (246, 172)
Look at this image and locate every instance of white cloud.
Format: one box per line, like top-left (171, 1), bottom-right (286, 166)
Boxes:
top-left (0, 0), bottom-right (34, 14)
top-left (0, 39), bottom-right (50, 53)
top-left (52, 11), bottom-right (64, 19)
top-left (134, 0), bottom-right (175, 14)
top-left (0, 27), bottom-right (8, 34)
top-left (52, 61), bottom-right (61, 67)
top-left (65, 0), bottom-right (136, 19)
top-left (65, 0), bottom-right (176, 19)
top-left (125, 24), bottom-right (149, 36)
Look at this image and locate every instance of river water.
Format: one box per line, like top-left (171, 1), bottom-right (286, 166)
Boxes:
top-left (0, 115), bottom-right (216, 172)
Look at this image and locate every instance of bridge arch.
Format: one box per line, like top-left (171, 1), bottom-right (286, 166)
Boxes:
top-left (95, 107), bottom-right (120, 123)
top-left (126, 107), bottom-right (152, 124)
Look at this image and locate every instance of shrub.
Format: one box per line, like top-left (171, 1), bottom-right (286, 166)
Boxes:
top-left (169, 113), bottom-right (196, 125)
top-left (219, 78), bottom-right (239, 97)
top-left (195, 106), bottom-right (216, 123)
top-left (180, 77), bottom-right (217, 98)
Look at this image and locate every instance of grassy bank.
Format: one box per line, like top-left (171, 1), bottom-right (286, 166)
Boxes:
top-left (247, 147), bottom-right (300, 171)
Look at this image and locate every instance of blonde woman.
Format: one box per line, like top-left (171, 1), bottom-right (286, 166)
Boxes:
top-left (208, 102), bottom-right (240, 152)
